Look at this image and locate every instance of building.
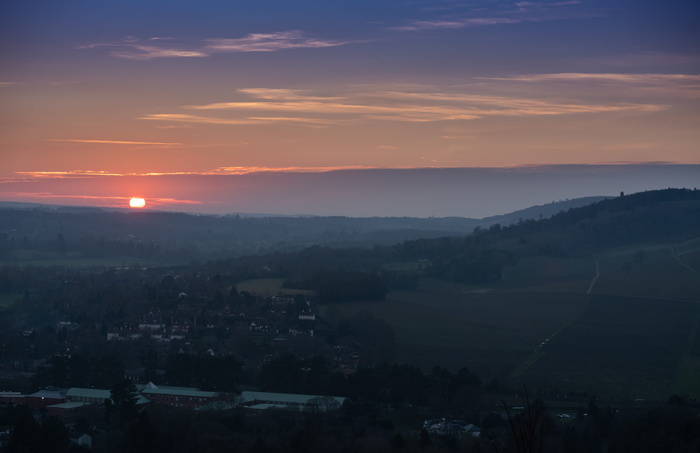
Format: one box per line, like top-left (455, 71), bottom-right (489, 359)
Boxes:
top-left (65, 388), bottom-right (111, 405)
top-left (46, 401), bottom-right (95, 421)
top-left (239, 391), bottom-right (345, 412)
top-left (65, 387), bottom-right (150, 407)
top-left (0, 391), bottom-right (25, 405)
top-left (140, 384), bottom-right (218, 409)
top-left (25, 389), bottom-right (67, 409)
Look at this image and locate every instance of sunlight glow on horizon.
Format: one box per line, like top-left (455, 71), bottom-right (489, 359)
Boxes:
top-left (129, 197), bottom-right (146, 208)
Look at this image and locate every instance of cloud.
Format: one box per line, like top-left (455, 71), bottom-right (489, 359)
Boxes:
top-left (11, 162), bottom-right (695, 182)
top-left (138, 114), bottom-right (268, 125)
top-left (46, 139), bottom-right (183, 146)
top-left (0, 191), bottom-right (204, 206)
top-left (477, 73), bottom-right (700, 98)
top-left (392, 17), bottom-right (520, 31)
top-left (485, 73), bottom-right (700, 84)
top-left (205, 31), bottom-right (350, 53)
top-left (81, 31), bottom-right (352, 60)
top-left (111, 46), bottom-right (208, 60)
top-left (238, 88), bottom-right (343, 101)
top-left (393, 0), bottom-right (594, 31)
top-left (11, 165), bottom-right (420, 180)
top-left (14, 171), bottom-right (127, 178)
top-left (209, 166), bottom-right (378, 175)
top-left (143, 84), bottom-right (664, 126)
top-left (80, 38), bottom-right (207, 60)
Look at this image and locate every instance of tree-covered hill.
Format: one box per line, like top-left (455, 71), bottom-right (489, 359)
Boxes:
top-left (0, 196), bottom-right (606, 263)
top-left (218, 188), bottom-right (700, 290)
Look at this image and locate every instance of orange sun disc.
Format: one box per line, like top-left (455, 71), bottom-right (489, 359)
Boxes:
top-left (129, 197), bottom-right (146, 208)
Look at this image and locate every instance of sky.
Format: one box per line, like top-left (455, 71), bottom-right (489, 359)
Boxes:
top-left (1, 0), bottom-right (699, 217)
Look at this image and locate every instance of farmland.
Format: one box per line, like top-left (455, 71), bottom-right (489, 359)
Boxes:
top-left (517, 295), bottom-right (700, 400)
top-left (318, 236), bottom-right (700, 402)
top-left (320, 282), bottom-right (590, 380)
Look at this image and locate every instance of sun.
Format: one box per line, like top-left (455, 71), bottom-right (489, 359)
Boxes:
top-left (129, 197), bottom-right (146, 208)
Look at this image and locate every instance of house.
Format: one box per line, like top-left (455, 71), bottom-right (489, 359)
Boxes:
top-left (65, 388), bottom-right (111, 405)
top-left (0, 391), bottom-right (25, 405)
top-left (140, 384), bottom-right (218, 409)
top-left (46, 401), bottom-right (94, 421)
top-left (65, 387), bottom-right (150, 406)
top-left (239, 391), bottom-right (345, 412)
top-left (25, 389), bottom-right (67, 409)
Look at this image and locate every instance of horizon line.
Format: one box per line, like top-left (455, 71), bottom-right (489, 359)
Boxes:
top-left (10, 161), bottom-right (695, 180)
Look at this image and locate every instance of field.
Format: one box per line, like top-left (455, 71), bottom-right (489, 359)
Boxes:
top-left (0, 256), bottom-right (168, 268)
top-left (676, 313), bottom-right (700, 398)
top-left (226, 240), bottom-right (700, 402)
top-left (320, 281), bottom-right (590, 380)
top-left (517, 295), bottom-right (700, 400)
top-left (318, 260), bottom-right (700, 401)
top-left (591, 246), bottom-right (700, 300)
top-left (0, 293), bottom-right (21, 308)
top-left (236, 278), bottom-right (314, 297)
top-left (499, 256), bottom-right (595, 293)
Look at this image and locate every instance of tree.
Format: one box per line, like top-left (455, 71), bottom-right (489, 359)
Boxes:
top-left (41, 416), bottom-right (71, 453)
top-left (125, 411), bottom-right (159, 453)
top-left (110, 378), bottom-right (139, 428)
top-left (6, 404), bottom-right (42, 453)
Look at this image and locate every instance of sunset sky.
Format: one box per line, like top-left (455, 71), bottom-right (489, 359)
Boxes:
top-left (1, 0), bottom-right (699, 217)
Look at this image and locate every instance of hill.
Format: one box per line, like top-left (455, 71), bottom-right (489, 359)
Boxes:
top-left (0, 196), bottom-right (606, 265)
top-left (1, 188), bottom-right (699, 402)
top-left (241, 188), bottom-right (700, 400)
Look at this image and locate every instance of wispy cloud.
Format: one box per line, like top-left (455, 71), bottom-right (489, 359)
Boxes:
top-left (205, 31), bottom-right (350, 52)
top-left (138, 113), bottom-right (340, 127)
top-left (392, 17), bottom-right (520, 31)
top-left (79, 37), bottom-right (207, 60)
top-left (12, 171), bottom-right (123, 178)
top-left (111, 46), bottom-right (208, 60)
top-left (140, 84), bottom-right (664, 127)
top-left (138, 114), bottom-right (268, 125)
top-left (478, 73), bottom-right (700, 97)
top-left (12, 165), bottom-right (418, 180)
top-left (0, 191), bottom-right (204, 206)
top-left (393, 0), bottom-right (593, 31)
top-left (10, 162), bottom-right (678, 181)
top-left (46, 139), bottom-right (183, 146)
top-left (209, 166), bottom-right (379, 175)
top-left (81, 31), bottom-right (353, 60)
top-left (484, 73), bottom-right (700, 83)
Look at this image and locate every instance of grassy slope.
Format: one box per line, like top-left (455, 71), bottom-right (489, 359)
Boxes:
top-left (517, 295), bottom-right (700, 400)
top-left (320, 280), bottom-right (589, 379)
top-left (317, 235), bottom-right (700, 401)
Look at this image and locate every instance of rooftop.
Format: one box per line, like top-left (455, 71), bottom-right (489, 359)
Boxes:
top-left (239, 391), bottom-right (345, 407)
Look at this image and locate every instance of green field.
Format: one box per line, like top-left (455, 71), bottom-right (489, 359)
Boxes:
top-left (0, 256), bottom-right (166, 268)
top-left (516, 295), bottom-right (700, 400)
top-left (499, 256), bottom-right (596, 293)
top-left (236, 278), bottom-right (314, 297)
top-left (318, 270), bottom-right (700, 401)
top-left (241, 236), bottom-right (700, 401)
top-left (592, 246), bottom-right (700, 300)
top-left (0, 293), bottom-right (21, 308)
top-left (320, 282), bottom-right (589, 379)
